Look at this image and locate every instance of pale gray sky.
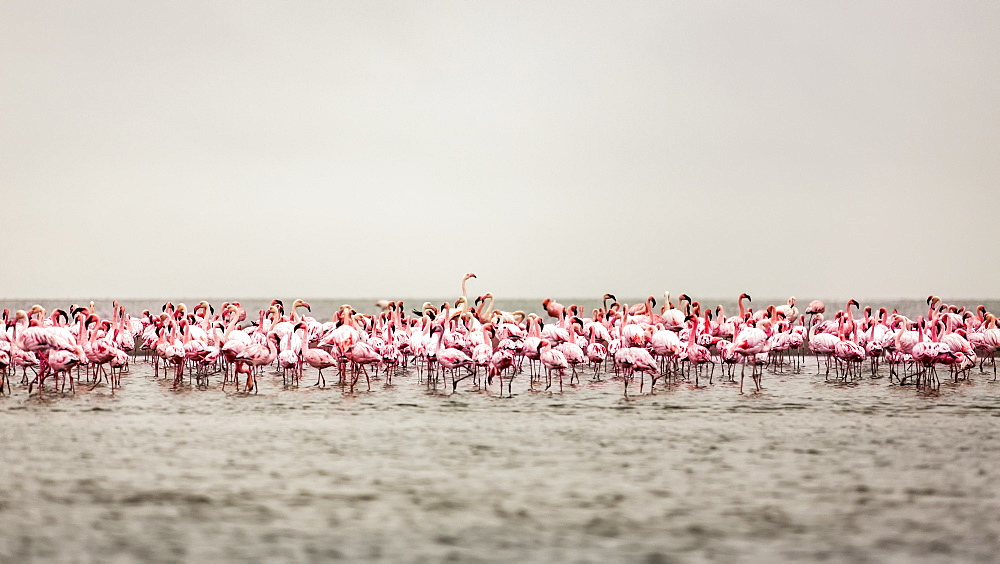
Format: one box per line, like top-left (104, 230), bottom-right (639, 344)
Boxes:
top-left (2, 1), bottom-right (998, 301)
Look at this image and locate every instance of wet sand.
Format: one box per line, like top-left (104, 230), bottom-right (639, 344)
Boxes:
top-left (2, 361), bottom-right (999, 562)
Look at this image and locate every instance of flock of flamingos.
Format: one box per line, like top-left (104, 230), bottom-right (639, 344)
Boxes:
top-left (1, 274), bottom-right (998, 398)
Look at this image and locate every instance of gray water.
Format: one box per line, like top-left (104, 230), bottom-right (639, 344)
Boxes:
top-left (2, 297), bottom-right (999, 562)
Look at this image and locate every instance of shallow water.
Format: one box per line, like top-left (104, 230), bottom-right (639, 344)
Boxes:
top-left (3, 297), bottom-right (1000, 561)
top-left (2, 351), bottom-right (1000, 562)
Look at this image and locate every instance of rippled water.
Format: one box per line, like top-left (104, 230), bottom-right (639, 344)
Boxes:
top-left (2, 297), bottom-right (1000, 561)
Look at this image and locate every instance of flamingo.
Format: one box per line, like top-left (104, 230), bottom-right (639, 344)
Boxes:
top-left (682, 315), bottom-right (714, 386)
top-left (488, 349), bottom-right (516, 397)
top-left (345, 341), bottom-right (381, 393)
top-left (555, 319), bottom-right (586, 385)
top-left (585, 325), bottom-right (609, 378)
top-left (0, 347), bottom-right (10, 395)
top-left (832, 315), bottom-right (866, 379)
top-left (234, 331), bottom-right (278, 393)
top-left (538, 340), bottom-right (568, 392)
top-left (541, 298), bottom-right (565, 320)
top-left (733, 319), bottom-right (769, 392)
top-left (431, 325), bottom-right (473, 392)
top-left (303, 326), bottom-right (338, 388)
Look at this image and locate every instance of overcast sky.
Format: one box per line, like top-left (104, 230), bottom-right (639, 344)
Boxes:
top-left (2, 1), bottom-right (998, 301)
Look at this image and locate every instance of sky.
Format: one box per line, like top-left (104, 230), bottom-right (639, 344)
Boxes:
top-left (2, 1), bottom-right (999, 301)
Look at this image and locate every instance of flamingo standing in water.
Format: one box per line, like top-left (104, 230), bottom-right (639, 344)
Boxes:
top-left (488, 349), bottom-right (516, 397)
top-left (682, 315), bottom-right (714, 386)
top-left (428, 324), bottom-right (472, 393)
top-left (234, 331), bottom-right (278, 393)
top-left (346, 341), bottom-right (382, 393)
top-left (733, 319), bottom-right (769, 393)
top-left (585, 325), bottom-right (608, 378)
top-left (832, 314), bottom-right (866, 379)
top-left (538, 340), bottom-right (568, 392)
top-left (302, 325), bottom-right (337, 388)
top-left (0, 347), bottom-right (10, 395)
top-left (809, 314), bottom-right (840, 377)
top-left (630, 346), bottom-right (658, 394)
top-left (556, 319), bottom-right (586, 385)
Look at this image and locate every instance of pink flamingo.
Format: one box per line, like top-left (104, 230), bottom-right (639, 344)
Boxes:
top-left (301, 323), bottom-right (337, 388)
top-left (541, 298), bottom-right (565, 320)
top-left (538, 340), bottom-right (568, 392)
top-left (429, 324), bottom-right (473, 392)
top-left (555, 319), bottom-right (586, 385)
top-left (346, 341), bottom-right (381, 393)
top-left (0, 347), bottom-right (9, 395)
top-left (630, 346), bottom-right (658, 394)
top-left (234, 331), bottom-right (278, 393)
top-left (488, 349), bottom-right (516, 397)
top-left (832, 314), bottom-right (866, 380)
top-left (683, 315), bottom-right (714, 387)
top-left (586, 325), bottom-right (609, 378)
top-left (733, 319), bottom-right (769, 392)
top-left (910, 317), bottom-right (951, 388)
top-left (660, 291), bottom-right (685, 331)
